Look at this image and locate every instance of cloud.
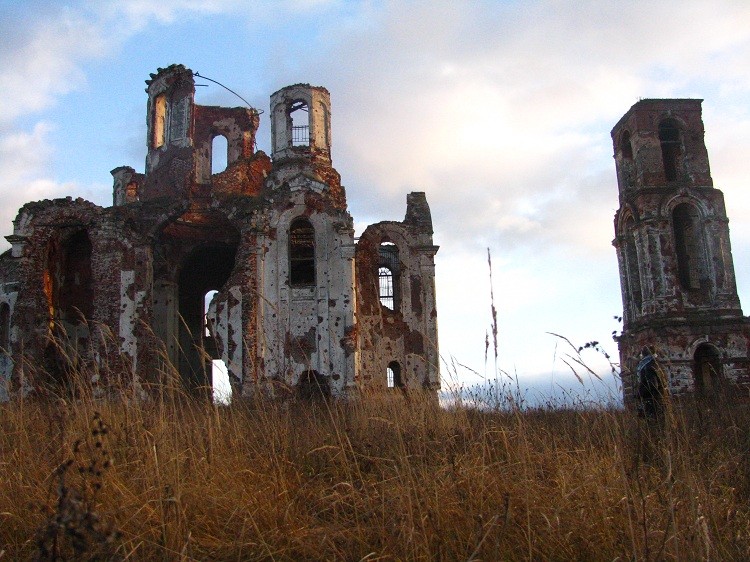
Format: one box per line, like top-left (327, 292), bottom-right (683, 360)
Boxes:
top-left (296, 0), bottom-right (750, 261)
top-left (0, 6), bottom-right (110, 124)
top-left (0, 122), bottom-right (78, 244)
top-left (1, 0), bottom-right (749, 388)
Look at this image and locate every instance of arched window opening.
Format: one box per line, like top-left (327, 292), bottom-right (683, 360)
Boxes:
top-left (289, 218), bottom-right (315, 287)
top-left (624, 218), bottom-right (642, 317)
top-left (387, 361), bottom-right (403, 389)
top-left (58, 230), bottom-right (94, 325)
top-left (176, 239), bottom-right (238, 397)
top-left (379, 267), bottom-right (394, 309)
top-left (378, 241), bottom-right (400, 310)
top-left (0, 303), bottom-right (10, 351)
top-left (153, 94), bottom-right (167, 148)
top-left (126, 181), bottom-right (139, 203)
top-left (694, 344), bottom-right (722, 395)
top-left (621, 131), bottom-right (633, 160)
top-left (211, 135), bottom-right (228, 174)
top-left (290, 101), bottom-right (309, 146)
top-left (673, 204), bottom-right (704, 290)
top-left (659, 119), bottom-right (681, 181)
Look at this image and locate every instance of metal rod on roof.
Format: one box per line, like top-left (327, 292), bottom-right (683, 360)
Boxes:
top-left (194, 72), bottom-right (263, 113)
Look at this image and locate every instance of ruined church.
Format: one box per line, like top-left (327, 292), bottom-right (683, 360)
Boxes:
top-left (0, 64), bottom-right (440, 400)
top-left (612, 99), bottom-right (750, 403)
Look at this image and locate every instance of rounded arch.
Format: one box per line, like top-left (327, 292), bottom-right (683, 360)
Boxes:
top-left (378, 240), bottom-right (400, 310)
top-left (47, 228), bottom-right (94, 326)
top-left (661, 193), bottom-right (711, 219)
top-left (671, 201), bottom-right (708, 292)
top-left (693, 342), bottom-right (723, 395)
top-left (177, 241), bottom-right (239, 393)
top-left (289, 99), bottom-right (310, 147)
top-left (289, 216), bottom-right (316, 287)
top-left (387, 360), bottom-right (403, 389)
top-left (619, 130), bottom-right (633, 160)
top-left (211, 134), bottom-right (228, 174)
top-left (615, 205), bottom-right (640, 235)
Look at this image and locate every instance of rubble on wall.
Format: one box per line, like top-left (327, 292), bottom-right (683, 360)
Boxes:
top-left (0, 65), bottom-right (440, 402)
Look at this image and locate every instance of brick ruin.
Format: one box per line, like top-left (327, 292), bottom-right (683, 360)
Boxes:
top-left (0, 64), bottom-right (440, 400)
top-left (612, 99), bottom-right (750, 403)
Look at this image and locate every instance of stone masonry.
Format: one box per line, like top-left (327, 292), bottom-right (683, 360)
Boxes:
top-left (612, 99), bottom-right (750, 404)
top-left (0, 64), bottom-right (440, 401)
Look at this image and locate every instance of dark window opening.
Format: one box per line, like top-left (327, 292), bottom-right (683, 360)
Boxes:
top-left (659, 119), bottom-right (681, 181)
top-left (57, 230), bottom-right (94, 325)
top-left (621, 130), bottom-right (633, 160)
top-left (0, 303), bottom-right (9, 351)
top-left (177, 242), bottom-right (238, 397)
top-left (624, 219), bottom-right (642, 316)
top-left (673, 204), bottom-right (704, 290)
top-left (694, 344), bottom-right (722, 395)
top-left (387, 361), bottom-right (403, 389)
top-left (290, 218), bottom-right (315, 286)
top-left (211, 135), bottom-right (228, 174)
top-left (297, 370), bottom-right (330, 400)
top-left (378, 242), bottom-right (400, 310)
top-left (290, 101), bottom-right (309, 146)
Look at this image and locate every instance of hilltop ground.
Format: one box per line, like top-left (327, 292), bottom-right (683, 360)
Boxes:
top-left (1, 374), bottom-right (749, 561)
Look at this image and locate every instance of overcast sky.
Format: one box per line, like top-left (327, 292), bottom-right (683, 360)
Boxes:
top-left (2, 0), bottom-right (750, 404)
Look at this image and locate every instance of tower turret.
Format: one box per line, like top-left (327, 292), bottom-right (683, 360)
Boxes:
top-left (270, 84), bottom-right (332, 166)
top-left (612, 99), bottom-right (750, 401)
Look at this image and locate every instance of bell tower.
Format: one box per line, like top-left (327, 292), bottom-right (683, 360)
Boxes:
top-left (270, 84), bottom-right (331, 166)
top-left (612, 99), bottom-right (750, 400)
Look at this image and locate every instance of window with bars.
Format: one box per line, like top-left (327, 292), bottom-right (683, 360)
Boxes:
top-left (290, 218), bottom-right (315, 286)
top-left (378, 242), bottom-right (399, 310)
top-left (379, 267), bottom-right (394, 309)
top-left (290, 101), bottom-right (309, 146)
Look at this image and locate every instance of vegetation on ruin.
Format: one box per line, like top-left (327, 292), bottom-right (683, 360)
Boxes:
top-left (1, 367), bottom-right (750, 561)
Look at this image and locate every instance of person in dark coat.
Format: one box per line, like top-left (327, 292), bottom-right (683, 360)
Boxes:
top-left (636, 347), bottom-right (663, 419)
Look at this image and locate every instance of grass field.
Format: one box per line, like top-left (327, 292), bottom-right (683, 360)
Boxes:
top-left (1, 377), bottom-right (749, 560)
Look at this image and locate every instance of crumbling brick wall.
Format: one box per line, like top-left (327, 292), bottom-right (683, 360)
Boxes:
top-left (0, 65), bottom-right (441, 402)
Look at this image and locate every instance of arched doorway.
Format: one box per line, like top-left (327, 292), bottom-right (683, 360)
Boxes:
top-left (694, 343), bottom-right (722, 395)
top-left (44, 229), bottom-right (94, 387)
top-left (177, 243), bottom-right (237, 396)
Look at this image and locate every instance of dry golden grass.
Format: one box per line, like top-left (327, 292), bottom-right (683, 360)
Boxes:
top-left (1, 377), bottom-right (750, 560)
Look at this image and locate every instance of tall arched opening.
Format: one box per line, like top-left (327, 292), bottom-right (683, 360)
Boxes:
top-left (177, 242), bottom-right (237, 396)
top-left (694, 343), bottom-right (722, 396)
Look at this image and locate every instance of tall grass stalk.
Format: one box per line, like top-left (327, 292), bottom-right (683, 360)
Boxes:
top-left (1, 367), bottom-right (750, 559)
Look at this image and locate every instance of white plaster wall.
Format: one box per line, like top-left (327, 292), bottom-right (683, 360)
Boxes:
top-left (207, 284), bottom-right (243, 391)
top-left (259, 194), bottom-right (355, 395)
top-left (0, 289), bottom-right (17, 401)
top-left (119, 270), bottom-right (147, 372)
